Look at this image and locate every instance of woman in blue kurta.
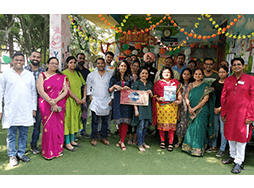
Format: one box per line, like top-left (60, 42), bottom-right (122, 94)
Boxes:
top-left (109, 60), bottom-right (133, 150)
top-left (131, 67), bottom-right (153, 152)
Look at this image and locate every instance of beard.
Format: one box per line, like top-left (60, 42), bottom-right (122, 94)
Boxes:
top-left (78, 61), bottom-right (85, 66)
top-left (144, 62), bottom-right (152, 68)
top-left (31, 60), bottom-right (40, 66)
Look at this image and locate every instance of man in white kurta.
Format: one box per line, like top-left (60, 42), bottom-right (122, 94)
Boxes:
top-left (0, 53), bottom-right (37, 166)
top-left (87, 58), bottom-right (112, 146)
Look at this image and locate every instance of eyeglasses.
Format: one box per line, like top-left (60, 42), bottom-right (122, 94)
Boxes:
top-left (232, 63), bottom-right (242, 67)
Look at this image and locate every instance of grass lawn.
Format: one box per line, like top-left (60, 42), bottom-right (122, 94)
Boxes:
top-left (0, 114), bottom-right (254, 177)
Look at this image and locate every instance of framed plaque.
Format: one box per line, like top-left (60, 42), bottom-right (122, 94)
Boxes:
top-left (120, 90), bottom-right (149, 106)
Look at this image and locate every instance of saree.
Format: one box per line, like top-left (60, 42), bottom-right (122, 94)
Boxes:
top-left (152, 79), bottom-right (182, 131)
top-left (182, 82), bottom-right (215, 157)
top-left (39, 73), bottom-right (68, 159)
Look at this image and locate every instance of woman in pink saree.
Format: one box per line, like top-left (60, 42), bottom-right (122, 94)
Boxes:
top-left (37, 57), bottom-right (69, 159)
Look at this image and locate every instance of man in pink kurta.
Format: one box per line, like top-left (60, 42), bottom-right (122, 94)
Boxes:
top-left (221, 57), bottom-right (254, 174)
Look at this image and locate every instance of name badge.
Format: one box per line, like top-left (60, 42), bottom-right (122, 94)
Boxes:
top-left (238, 81), bottom-right (245, 85)
top-left (150, 72), bottom-right (154, 75)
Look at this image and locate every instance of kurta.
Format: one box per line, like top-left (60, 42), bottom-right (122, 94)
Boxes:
top-left (221, 73), bottom-right (254, 143)
top-left (131, 80), bottom-right (153, 126)
top-left (62, 69), bottom-right (86, 135)
top-left (109, 77), bottom-right (133, 124)
top-left (152, 79), bottom-right (182, 131)
top-left (0, 68), bottom-right (37, 129)
top-left (86, 70), bottom-right (112, 116)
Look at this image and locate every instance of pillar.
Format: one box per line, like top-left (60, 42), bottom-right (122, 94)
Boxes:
top-left (49, 14), bottom-right (70, 71)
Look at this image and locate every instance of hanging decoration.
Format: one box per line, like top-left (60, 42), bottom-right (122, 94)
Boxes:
top-left (90, 41), bottom-right (101, 54)
top-left (98, 14), bottom-right (169, 34)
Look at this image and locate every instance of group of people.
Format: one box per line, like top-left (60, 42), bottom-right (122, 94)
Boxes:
top-left (0, 50), bottom-right (253, 175)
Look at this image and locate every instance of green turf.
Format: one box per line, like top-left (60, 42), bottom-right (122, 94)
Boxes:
top-left (0, 114), bottom-right (254, 175)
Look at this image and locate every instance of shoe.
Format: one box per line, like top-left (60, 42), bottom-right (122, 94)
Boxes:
top-left (215, 150), bottom-right (225, 158)
top-left (206, 147), bottom-right (217, 153)
top-left (107, 130), bottom-right (112, 137)
top-left (63, 145), bottom-right (77, 152)
top-left (74, 136), bottom-right (78, 142)
top-left (231, 163), bottom-right (243, 174)
top-left (101, 138), bottom-right (110, 145)
top-left (31, 146), bottom-right (40, 154)
top-left (17, 155), bottom-right (30, 162)
top-left (9, 156), bottom-right (19, 166)
top-left (80, 133), bottom-right (91, 138)
top-left (221, 157), bottom-right (234, 164)
top-left (114, 129), bottom-right (119, 135)
top-left (91, 138), bottom-right (98, 146)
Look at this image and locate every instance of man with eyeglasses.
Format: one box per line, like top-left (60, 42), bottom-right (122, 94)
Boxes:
top-left (0, 52), bottom-right (37, 166)
top-left (203, 58), bottom-right (219, 86)
top-left (220, 57), bottom-right (254, 174)
top-left (24, 51), bottom-right (45, 154)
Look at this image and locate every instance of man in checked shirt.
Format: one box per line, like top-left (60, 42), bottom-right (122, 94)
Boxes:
top-left (24, 51), bottom-right (45, 154)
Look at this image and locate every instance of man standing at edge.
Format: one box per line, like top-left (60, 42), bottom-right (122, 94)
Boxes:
top-left (172, 53), bottom-right (188, 75)
top-left (25, 51), bottom-right (45, 154)
top-left (221, 57), bottom-right (254, 174)
top-left (0, 52), bottom-right (37, 166)
top-left (75, 53), bottom-right (91, 138)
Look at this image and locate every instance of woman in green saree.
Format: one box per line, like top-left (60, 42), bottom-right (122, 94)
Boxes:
top-left (182, 68), bottom-right (215, 157)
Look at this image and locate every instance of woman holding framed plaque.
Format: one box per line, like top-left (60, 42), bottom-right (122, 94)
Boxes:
top-left (131, 67), bottom-right (153, 152)
top-left (109, 60), bottom-right (133, 150)
top-left (152, 67), bottom-right (183, 151)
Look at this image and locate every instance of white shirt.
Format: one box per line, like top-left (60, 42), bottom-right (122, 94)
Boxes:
top-left (86, 70), bottom-right (112, 116)
top-left (0, 68), bottom-right (37, 128)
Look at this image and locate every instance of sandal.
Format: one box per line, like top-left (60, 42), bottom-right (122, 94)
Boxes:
top-left (120, 143), bottom-right (126, 151)
top-left (160, 142), bottom-right (166, 149)
top-left (231, 163), bottom-right (242, 174)
top-left (91, 139), bottom-right (97, 146)
top-left (116, 141), bottom-right (121, 147)
top-left (142, 143), bottom-right (150, 149)
top-left (127, 139), bottom-right (133, 145)
top-left (221, 157), bottom-right (234, 164)
top-left (175, 142), bottom-right (181, 148)
top-left (168, 144), bottom-right (174, 151)
top-left (132, 139), bottom-right (138, 145)
top-left (138, 146), bottom-right (146, 152)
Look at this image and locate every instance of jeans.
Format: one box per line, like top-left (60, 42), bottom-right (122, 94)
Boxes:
top-left (79, 98), bottom-right (90, 135)
top-left (91, 111), bottom-right (109, 139)
top-left (212, 113), bottom-right (227, 151)
top-left (7, 126), bottom-right (29, 158)
top-left (30, 105), bottom-right (42, 147)
top-left (136, 119), bottom-right (149, 146)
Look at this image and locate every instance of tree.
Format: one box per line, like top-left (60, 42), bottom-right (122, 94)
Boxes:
top-left (0, 14), bottom-right (49, 63)
top-left (69, 14), bottom-right (115, 65)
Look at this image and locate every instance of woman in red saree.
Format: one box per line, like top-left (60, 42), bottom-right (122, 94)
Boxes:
top-left (37, 57), bottom-right (69, 159)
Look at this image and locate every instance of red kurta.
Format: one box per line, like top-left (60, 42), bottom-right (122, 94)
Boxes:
top-left (221, 73), bottom-right (254, 143)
